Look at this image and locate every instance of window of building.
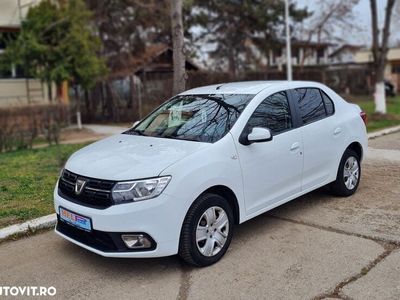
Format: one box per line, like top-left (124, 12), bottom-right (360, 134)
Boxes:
top-left (391, 64), bottom-right (400, 74)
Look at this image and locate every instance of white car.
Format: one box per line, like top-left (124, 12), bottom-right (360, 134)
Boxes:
top-left (54, 81), bottom-right (367, 267)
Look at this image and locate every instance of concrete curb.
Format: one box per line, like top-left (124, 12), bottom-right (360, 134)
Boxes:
top-left (367, 125), bottom-right (400, 139)
top-left (1, 125), bottom-right (400, 243)
top-left (0, 214), bottom-right (56, 242)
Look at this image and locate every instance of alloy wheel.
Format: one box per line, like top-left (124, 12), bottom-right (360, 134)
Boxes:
top-left (343, 156), bottom-right (359, 190)
top-left (196, 206), bottom-right (229, 257)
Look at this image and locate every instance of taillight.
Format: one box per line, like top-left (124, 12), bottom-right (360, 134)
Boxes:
top-left (360, 111), bottom-right (367, 125)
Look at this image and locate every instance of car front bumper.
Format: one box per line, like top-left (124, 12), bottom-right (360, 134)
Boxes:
top-left (54, 187), bottom-right (186, 258)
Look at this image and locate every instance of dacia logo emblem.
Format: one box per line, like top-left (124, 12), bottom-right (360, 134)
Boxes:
top-left (75, 178), bottom-right (86, 195)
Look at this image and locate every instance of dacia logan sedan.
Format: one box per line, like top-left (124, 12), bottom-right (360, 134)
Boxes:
top-left (55, 81), bottom-right (368, 267)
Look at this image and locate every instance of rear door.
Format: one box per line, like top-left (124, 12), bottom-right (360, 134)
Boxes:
top-left (288, 88), bottom-right (343, 191)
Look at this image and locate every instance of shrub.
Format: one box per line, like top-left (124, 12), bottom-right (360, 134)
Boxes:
top-left (0, 104), bottom-right (69, 152)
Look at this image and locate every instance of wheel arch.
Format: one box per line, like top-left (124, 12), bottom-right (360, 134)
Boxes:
top-left (346, 141), bottom-right (363, 161)
top-left (333, 141), bottom-right (364, 182)
top-left (198, 185), bottom-right (241, 225)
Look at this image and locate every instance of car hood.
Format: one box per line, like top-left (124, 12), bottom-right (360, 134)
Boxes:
top-left (65, 134), bottom-right (209, 181)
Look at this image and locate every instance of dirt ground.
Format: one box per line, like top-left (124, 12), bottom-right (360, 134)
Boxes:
top-left (59, 127), bottom-right (104, 142)
top-left (369, 131), bottom-right (400, 150)
top-left (58, 124), bottom-right (127, 144)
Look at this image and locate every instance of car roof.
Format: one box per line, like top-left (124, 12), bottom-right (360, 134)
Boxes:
top-left (180, 80), bottom-right (325, 95)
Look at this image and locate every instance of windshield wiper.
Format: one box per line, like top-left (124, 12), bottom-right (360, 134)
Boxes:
top-left (161, 134), bottom-right (200, 142)
top-left (124, 129), bottom-right (148, 136)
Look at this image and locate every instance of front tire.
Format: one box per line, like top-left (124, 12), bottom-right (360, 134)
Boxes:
top-left (330, 149), bottom-right (361, 197)
top-left (179, 193), bottom-right (234, 267)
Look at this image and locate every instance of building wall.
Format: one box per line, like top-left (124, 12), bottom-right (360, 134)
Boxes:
top-left (355, 48), bottom-right (400, 64)
top-left (0, 79), bottom-right (54, 107)
top-left (355, 47), bottom-right (400, 91)
top-left (268, 46), bottom-right (328, 67)
top-left (0, 1), bottom-right (52, 107)
top-left (0, 0), bottom-right (41, 28)
top-left (330, 50), bottom-right (356, 64)
top-left (388, 48), bottom-right (400, 61)
top-left (354, 50), bottom-right (372, 63)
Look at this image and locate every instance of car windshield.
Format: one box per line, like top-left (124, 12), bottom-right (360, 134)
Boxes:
top-left (124, 94), bottom-right (254, 143)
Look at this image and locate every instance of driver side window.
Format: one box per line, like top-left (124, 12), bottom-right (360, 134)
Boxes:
top-left (246, 91), bottom-right (293, 135)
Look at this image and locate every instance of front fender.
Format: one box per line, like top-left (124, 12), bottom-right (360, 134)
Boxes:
top-left (160, 134), bottom-right (245, 223)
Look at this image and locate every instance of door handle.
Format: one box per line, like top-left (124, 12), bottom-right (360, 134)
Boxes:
top-left (334, 127), bottom-right (342, 136)
top-left (290, 142), bottom-right (300, 151)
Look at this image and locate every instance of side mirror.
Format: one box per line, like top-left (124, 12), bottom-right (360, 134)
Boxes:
top-left (242, 127), bottom-right (272, 145)
top-left (132, 120), bottom-right (140, 128)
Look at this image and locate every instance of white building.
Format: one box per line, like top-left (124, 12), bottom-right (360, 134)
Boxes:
top-left (329, 45), bottom-right (363, 64)
top-left (354, 47), bottom-right (400, 91)
top-left (0, 0), bottom-right (55, 107)
top-left (266, 41), bottom-right (331, 69)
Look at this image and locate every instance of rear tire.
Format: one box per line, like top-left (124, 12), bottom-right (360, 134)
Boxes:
top-left (330, 149), bottom-right (361, 197)
top-left (179, 193), bottom-right (234, 267)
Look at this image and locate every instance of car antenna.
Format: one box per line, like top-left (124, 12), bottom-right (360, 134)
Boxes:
top-left (216, 84), bottom-right (225, 90)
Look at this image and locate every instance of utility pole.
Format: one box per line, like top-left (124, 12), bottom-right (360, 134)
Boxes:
top-left (285, 0), bottom-right (293, 81)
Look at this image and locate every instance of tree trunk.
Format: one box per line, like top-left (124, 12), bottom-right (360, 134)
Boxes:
top-left (228, 48), bottom-right (237, 79)
top-left (74, 86), bottom-right (82, 130)
top-left (374, 81), bottom-right (386, 113)
top-left (99, 81), bottom-right (106, 117)
top-left (48, 82), bottom-right (53, 103)
top-left (84, 90), bottom-right (91, 122)
top-left (374, 59), bottom-right (387, 113)
top-left (105, 81), bottom-right (120, 122)
top-left (129, 75), bottom-right (139, 122)
top-left (370, 0), bottom-right (396, 114)
top-left (170, 0), bottom-right (186, 95)
top-left (55, 83), bottom-right (63, 103)
top-left (105, 82), bottom-right (114, 121)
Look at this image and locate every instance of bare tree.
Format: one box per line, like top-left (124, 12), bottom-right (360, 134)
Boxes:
top-left (170, 0), bottom-right (186, 94)
top-left (370, 0), bottom-right (396, 114)
top-left (297, 0), bottom-right (360, 68)
top-left (393, 0), bottom-right (400, 27)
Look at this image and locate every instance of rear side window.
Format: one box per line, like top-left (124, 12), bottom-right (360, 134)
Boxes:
top-left (246, 91), bottom-right (292, 134)
top-left (321, 91), bottom-right (334, 116)
top-left (293, 88), bottom-right (326, 124)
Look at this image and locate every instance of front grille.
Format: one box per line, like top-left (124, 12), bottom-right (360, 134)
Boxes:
top-left (58, 169), bottom-right (115, 209)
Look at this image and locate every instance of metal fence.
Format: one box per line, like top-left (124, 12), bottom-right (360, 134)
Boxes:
top-left (77, 65), bottom-right (373, 123)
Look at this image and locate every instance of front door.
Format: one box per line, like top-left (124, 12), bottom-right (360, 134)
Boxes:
top-left (236, 91), bottom-right (303, 216)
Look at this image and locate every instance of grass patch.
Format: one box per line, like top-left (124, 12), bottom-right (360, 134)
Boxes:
top-left (346, 95), bottom-right (400, 132)
top-left (0, 143), bottom-right (87, 228)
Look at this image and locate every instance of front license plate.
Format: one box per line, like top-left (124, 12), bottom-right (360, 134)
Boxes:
top-left (59, 207), bottom-right (92, 232)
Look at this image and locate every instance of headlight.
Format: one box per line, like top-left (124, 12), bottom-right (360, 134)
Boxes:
top-left (59, 168), bottom-right (65, 178)
top-left (112, 176), bottom-right (171, 204)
